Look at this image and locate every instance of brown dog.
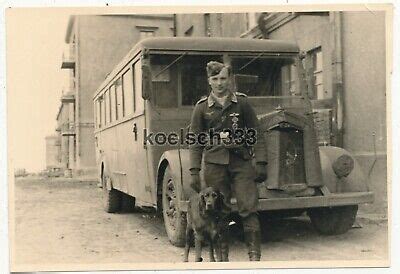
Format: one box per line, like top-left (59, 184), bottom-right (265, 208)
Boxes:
top-left (183, 187), bottom-right (226, 262)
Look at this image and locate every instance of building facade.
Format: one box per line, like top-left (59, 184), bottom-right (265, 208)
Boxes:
top-left (56, 15), bottom-right (174, 175)
top-left (45, 135), bottom-right (61, 170)
top-left (175, 12), bottom-right (387, 212)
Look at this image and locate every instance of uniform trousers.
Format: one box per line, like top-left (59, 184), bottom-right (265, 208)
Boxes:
top-left (203, 152), bottom-right (260, 232)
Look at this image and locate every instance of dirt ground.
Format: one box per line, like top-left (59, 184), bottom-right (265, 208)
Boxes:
top-left (11, 176), bottom-right (388, 270)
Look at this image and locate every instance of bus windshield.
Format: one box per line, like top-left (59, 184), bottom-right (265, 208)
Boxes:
top-left (149, 53), bottom-right (300, 108)
top-left (230, 55), bottom-right (300, 97)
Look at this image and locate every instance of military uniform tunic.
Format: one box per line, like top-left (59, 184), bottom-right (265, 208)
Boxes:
top-left (189, 91), bottom-right (267, 222)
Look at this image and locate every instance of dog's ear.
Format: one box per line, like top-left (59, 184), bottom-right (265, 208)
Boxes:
top-left (199, 192), bottom-right (206, 215)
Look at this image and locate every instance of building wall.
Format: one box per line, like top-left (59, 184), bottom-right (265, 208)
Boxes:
top-left (341, 12), bottom-right (386, 155)
top-left (175, 13), bottom-right (247, 37)
top-left (267, 15), bottom-right (333, 99)
top-left (177, 12), bottom-right (387, 213)
top-left (266, 12), bottom-right (387, 213)
top-left (45, 136), bottom-right (61, 169)
top-left (341, 12), bottom-right (387, 213)
top-left (221, 13), bottom-right (248, 37)
top-left (175, 14), bottom-right (206, 36)
top-left (60, 103), bottom-right (70, 169)
top-left (72, 15), bottom-right (174, 171)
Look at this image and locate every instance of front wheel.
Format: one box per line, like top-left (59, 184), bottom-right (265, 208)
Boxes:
top-left (162, 166), bottom-right (186, 247)
top-left (307, 205), bottom-right (358, 235)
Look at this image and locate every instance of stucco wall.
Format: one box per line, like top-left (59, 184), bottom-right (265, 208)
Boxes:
top-left (341, 12), bottom-right (386, 155)
top-left (268, 15), bottom-right (333, 99)
top-left (176, 13), bottom-right (247, 38)
top-left (45, 136), bottom-right (61, 169)
top-left (221, 13), bottom-right (248, 37)
top-left (176, 14), bottom-right (206, 36)
top-left (341, 12), bottom-right (387, 213)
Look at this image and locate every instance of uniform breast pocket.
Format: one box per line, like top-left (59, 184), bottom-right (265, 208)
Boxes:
top-left (203, 112), bottom-right (219, 128)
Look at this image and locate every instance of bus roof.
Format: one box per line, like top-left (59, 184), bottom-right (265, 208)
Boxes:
top-left (94, 37), bottom-right (299, 98)
top-left (137, 37), bottom-right (299, 53)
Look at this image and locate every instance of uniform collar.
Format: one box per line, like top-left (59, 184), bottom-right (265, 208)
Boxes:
top-left (208, 91), bottom-right (237, 107)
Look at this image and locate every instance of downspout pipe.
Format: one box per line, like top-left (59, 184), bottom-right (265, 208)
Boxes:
top-left (330, 12), bottom-right (345, 147)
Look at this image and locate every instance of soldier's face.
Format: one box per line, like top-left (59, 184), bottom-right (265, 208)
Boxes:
top-left (208, 67), bottom-right (230, 96)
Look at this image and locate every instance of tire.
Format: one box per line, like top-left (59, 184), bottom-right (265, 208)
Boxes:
top-left (162, 166), bottom-right (187, 247)
top-left (101, 172), bottom-right (122, 213)
top-left (307, 205), bottom-right (358, 235)
top-left (121, 192), bottom-right (136, 212)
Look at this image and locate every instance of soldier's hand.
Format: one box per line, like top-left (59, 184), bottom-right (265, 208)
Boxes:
top-left (190, 169), bottom-right (201, 193)
top-left (254, 162), bottom-right (267, 183)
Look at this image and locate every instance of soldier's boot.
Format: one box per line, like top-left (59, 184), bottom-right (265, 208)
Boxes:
top-left (244, 230), bottom-right (261, 261)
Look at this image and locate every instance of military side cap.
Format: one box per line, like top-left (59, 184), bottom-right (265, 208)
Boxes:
top-left (206, 61), bottom-right (229, 77)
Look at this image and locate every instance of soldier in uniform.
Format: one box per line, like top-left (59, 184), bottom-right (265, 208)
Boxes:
top-left (189, 61), bottom-right (268, 261)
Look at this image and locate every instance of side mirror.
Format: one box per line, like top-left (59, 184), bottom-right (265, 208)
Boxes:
top-left (142, 63), bottom-right (152, 100)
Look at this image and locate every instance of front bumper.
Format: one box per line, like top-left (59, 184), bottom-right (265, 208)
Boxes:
top-left (179, 191), bottom-right (374, 212)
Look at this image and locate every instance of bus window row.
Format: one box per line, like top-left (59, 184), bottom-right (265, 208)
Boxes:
top-left (95, 61), bottom-right (142, 129)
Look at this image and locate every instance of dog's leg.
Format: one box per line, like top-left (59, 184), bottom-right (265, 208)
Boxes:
top-left (183, 227), bottom-right (193, 262)
top-left (209, 239), bottom-right (216, 262)
top-left (194, 232), bottom-right (203, 262)
top-left (215, 236), bottom-right (222, 262)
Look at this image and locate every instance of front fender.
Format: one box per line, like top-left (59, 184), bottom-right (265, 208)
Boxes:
top-left (157, 149), bottom-right (196, 202)
top-left (319, 146), bottom-right (370, 193)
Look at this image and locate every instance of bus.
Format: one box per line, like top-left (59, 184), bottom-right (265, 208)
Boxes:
top-left (93, 37), bottom-right (373, 247)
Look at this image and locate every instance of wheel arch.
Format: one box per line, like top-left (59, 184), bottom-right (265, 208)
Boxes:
top-left (98, 154), bottom-right (113, 190)
top-left (156, 150), bottom-right (185, 210)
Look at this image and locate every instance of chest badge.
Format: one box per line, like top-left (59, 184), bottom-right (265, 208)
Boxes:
top-left (229, 113), bottom-right (240, 129)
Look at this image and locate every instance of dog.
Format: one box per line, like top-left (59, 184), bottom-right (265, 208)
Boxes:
top-left (183, 186), bottom-right (226, 262)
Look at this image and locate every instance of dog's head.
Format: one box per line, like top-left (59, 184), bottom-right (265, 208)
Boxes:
top-left (199, 187), bottom-right (225, 213)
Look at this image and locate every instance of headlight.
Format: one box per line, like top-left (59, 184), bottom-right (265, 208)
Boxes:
top-left (332, 154), bottom-right (354, 178)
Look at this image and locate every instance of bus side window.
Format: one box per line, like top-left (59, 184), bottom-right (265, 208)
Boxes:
top-left (115, 78), bottom-right (123, 119)
top-left (123, 68), bottom-right (134, 116)
top-left (150, 55), bottom-right (178, 108)
top-left (134, 61), bottom-right (144, 114)
top-left (104, 89), bottom-right (110, 125)
top-left (96, 98), bottom-right (102, 128)
top-left (110, 84), bottom-right (116, 122)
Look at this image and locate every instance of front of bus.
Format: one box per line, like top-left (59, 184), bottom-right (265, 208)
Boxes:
top-left (223, 46), bottom-right (374, 235)
top-left (142, 37), bottom-right (373, 244)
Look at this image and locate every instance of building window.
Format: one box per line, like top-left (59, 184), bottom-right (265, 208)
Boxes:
top-left (313, 48), bottom-right (324, 99)
top-left (281, 64), bottom-right (298, 96)
top-left (136, 25), bottom-right (158, 40)
top-left (306, 47), bottom-right (325, 99)
top-left (123, 68), bottom-right (135, 116)
top-left (140, 30), bottom-right (154, 40)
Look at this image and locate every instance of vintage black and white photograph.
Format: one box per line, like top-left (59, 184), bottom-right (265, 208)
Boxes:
top-left (6, 3), bottom-right (392, 272)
